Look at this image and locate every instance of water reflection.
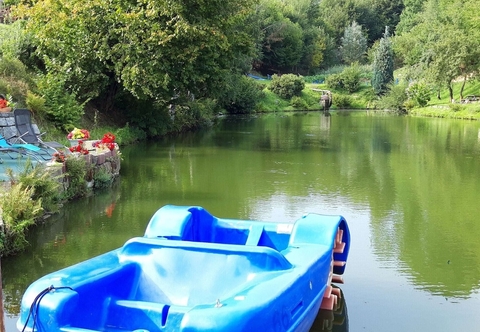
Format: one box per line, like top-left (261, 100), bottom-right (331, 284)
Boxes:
top-left (311, 287), bottom-right (348, 332)
top-left (4, 112), bottom-right (480, 331)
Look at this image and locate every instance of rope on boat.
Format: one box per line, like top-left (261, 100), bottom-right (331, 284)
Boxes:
top-left (21, 285), bottom-right (73, 332)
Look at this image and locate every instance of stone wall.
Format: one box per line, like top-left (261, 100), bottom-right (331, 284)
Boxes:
top-left (0, 112), bottom-right (46, 141)
top-left (0, 112), bottom-right (21, 140)
top-left (0, 111), bottom-right (121, 185)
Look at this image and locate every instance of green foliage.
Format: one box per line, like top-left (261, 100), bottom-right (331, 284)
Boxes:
top-left (219, 75), bottom-right (265, 114)
top-left (290, 96), bottom-right (309, 109)
top-left (0, 21), bottom-right (31, 59)
top-left (340, 21), bottom-right (367, 64)
top-left (0, 183), bottom-right (43, 254)
top-left (172, 99), bottom-right (217, 133)
top-left (113, 124), bottom-right (146, 146)
top-left (64, 156), bottom-right (88, 199)
top-left (25, 91), bottom-right (47, 114)
top-left (325, 63), bottom-right (362, 93)
top-left (16, 0), bottom-right (258, 104)
top-left (449, 103), bottom-right (465, 112)
top-left (269, 74), bottom-right (305, 99)
top-left (15, 163), bottom-right (61, 213)
top-left (93, 166), bottom-right (113, 189)
top-left (36, 72), bottom-right (85, 129)
top-left (257, 6), bottom-right (304, 71)
top-left (377, 83), bottom-right (409, 114)
top-left (0, 57), bottom-right (33, 106)
top-left (325, 73), bottom-right (343, 91)
top-left (372, 27), bottom-right (394, 95)
top-left (333, 94), bottom-right (353, 108)
top-left (406, 82), bottom-right (431, 107)
top-left (340, 63), bottom-right (362, 93)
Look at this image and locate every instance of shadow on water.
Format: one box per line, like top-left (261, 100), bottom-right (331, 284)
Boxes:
top-left (311, 286), bottom-right (348, 332)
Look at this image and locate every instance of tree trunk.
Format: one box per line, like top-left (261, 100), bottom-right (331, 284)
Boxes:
top-left (448, 82), bottom-right (454, 103)
top-left (459, 75), bottom-right (467, 101)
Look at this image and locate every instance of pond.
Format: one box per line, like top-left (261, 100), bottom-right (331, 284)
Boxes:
top-left (3, 111), bottom-right (480, 331)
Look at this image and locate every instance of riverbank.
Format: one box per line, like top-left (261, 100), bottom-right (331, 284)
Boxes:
top-left (409, 105), bottom-right (480, 120)
top-left (0, 113), bottom-right (122, 257)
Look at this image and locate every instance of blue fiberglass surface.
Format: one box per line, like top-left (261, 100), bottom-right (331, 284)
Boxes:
top-left (18, 205), bottom-right (350, 332)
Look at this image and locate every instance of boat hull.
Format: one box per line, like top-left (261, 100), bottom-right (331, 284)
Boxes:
top-left (18, 205), bottom-right (350, 332)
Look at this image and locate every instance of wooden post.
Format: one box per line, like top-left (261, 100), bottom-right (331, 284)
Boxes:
top-left (0, 257), bottom-right (5, 332)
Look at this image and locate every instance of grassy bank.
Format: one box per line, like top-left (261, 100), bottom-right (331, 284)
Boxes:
top-left (256, 82), bottom-right (373, 112)
top-left (254, 76), bottom-right (480, 121)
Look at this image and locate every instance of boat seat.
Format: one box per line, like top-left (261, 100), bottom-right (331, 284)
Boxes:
top-left (245, 225), bottom-right (264, 246)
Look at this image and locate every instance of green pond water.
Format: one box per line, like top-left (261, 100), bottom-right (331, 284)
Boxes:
top-left (3, 111), bottom-right (480, 331)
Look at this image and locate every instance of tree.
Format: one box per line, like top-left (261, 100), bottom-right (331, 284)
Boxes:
top-left (394, 0), bottom-right (480, 102)
top-left (395, 0), bottom-right (427, 34)
top-left (15, 0), bottom-right (258, 104)
top-left (340, 21), bottom-right (367, 64)
top-left (372, 26), bottom-right (394, 95)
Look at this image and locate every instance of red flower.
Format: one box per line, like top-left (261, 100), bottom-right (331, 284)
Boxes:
top-left (102, 133), bottom-right (115, 144)
top-left (69, 141), bottom-right (89, 154)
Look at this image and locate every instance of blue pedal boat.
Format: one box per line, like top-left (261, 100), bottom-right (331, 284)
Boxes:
top-left (18, 205), bottom-right (350, 332)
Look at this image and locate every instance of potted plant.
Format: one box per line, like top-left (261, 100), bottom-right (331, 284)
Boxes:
top-left (67, 128), bottom-right (90, 146)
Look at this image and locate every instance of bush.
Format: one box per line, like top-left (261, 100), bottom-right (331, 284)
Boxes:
top-left (290, 96), bottom-right (309, 109)
top-left (93, 166), bottom-right (113, 189)
top-left (377, 83), bottom-right (408, 114)
top-left (219, 75), bottom-right (265, 114)
top-left (341, 63), bottom-right (362, 93)
top-left (172, 98), bottom-right (217, 132)
top-left (406, 82), bottom-right (431, 107)
top-left (36, 72), bottom-right (85, 129)
top-left (333, 95), bottom-right (353, 108)
top-left (269, 74), bottom-right (305, 99)
top-left (15, 162), bottom-right (62, 213)
top-left (449, 103), bottom-right (464, 112)
top-left (325, 64), bottom-right (362, 93)
top-left (64, 156), bottom-right (89, 199)
top-left (25, 91), bottom-right (47, 114)
top-left (0, 183), bottom-right (43, 254)
top-left (325, 73), bottom-right (343, 90)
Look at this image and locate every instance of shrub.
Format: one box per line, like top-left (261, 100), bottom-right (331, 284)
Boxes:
top-left (172, 98), bottom-right (217, 132)
top-left (64, 156), bottom-right (89, 199)
top-left (377, 83), bottom-right (408, 114)
top-left (325, 64), bottom-right (362, 93)
top-left (15, 162), bottom-right (62, 213)
top-left (290, 96), bottom-right (309, 109)
top-left (219, 75), bottom-right (264, 114)
top-left (406, 82), bottom-right (431, 107)
top-left (341, 63), bottom-right (362, 93)
top-left (93, 166), bottom-right (113, 189)
top-left (269, 74), bottom-right (305, 99)
top-left (25, 91), bottom-right (47, 114)
top-left (449, 103), bottom-right (464, 112)
top-left (334, 95), bottom-right (352, 108)
top-left (325, 73), bottom-right (343, 90)
top-left (114, 124), bottom-right (146, 145)
top-left (0, 183), bottom-right (43, 254)
top-left (36, 72), bottom-right (85, 129)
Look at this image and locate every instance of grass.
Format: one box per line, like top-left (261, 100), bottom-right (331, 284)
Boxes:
top-left (255, 82), bottom-right (373, 112)
top-left (254, 72), bottom-right (480, 121)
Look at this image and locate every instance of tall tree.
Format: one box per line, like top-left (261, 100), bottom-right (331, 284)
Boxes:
top-left (372, 26), bottom-right (394, 95)
top-left (395, 0), bottom-right (480, 101)
top-left (395, 0), bottom-right (427, 34)
top-left (340, 21), bottom-right (367, 64)
top-left (15, 0), bottom-right (258, 104)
